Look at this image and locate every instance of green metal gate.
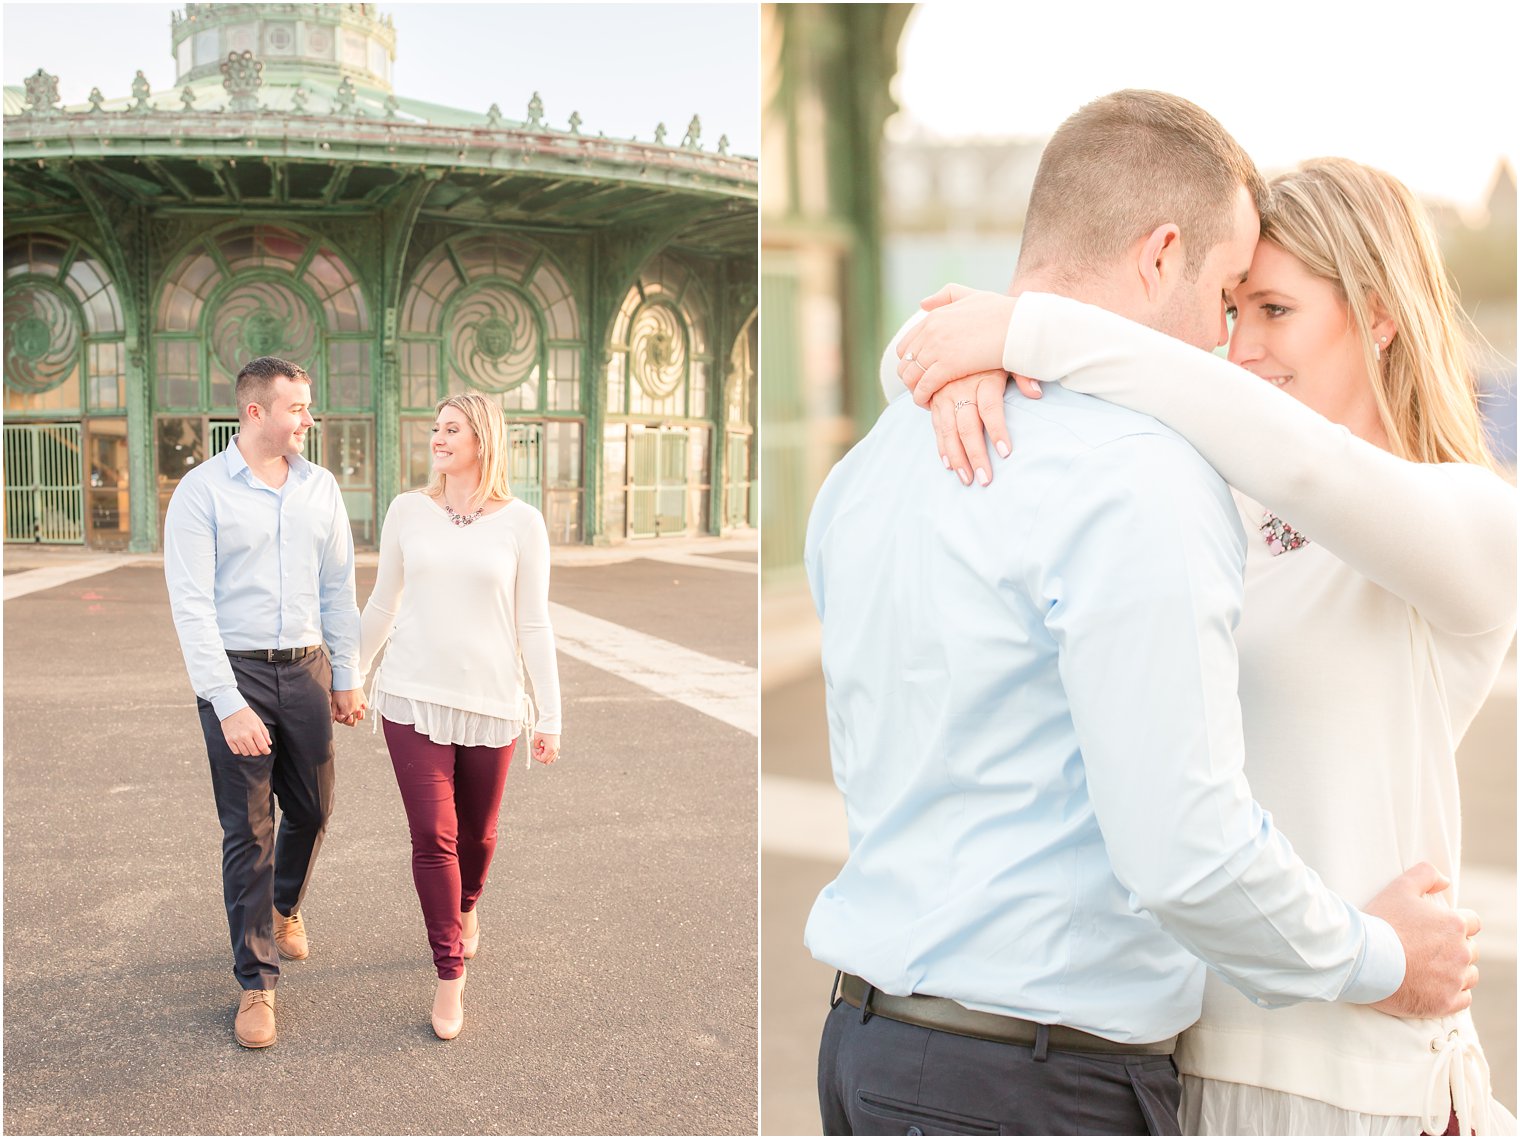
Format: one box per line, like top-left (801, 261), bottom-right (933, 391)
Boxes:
top-left (629, 426), bottom-right (689, 538)
top-left (3, 423), bottom-right (85, 544)
top-left (209, 420), bottom-right (323, 467)
top-left (508, 422), bottom-right (542, 510)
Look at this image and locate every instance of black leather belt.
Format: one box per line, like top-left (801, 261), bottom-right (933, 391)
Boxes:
top-left (835, 973), bottom-right (1176, 1057)
top-left (226, 646), bottom-right (320, 664)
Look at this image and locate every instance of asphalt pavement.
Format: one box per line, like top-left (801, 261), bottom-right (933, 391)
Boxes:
top-left (2, 538), bottom-right (758, 1136)
top-left (758, 582), bottom-right (1518, 1136)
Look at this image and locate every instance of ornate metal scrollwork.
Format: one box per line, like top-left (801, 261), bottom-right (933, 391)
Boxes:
top-left (449, 286), bottom-right (540, 393)
top-left (211, 280), bottom-right (317, 376)
top-left (3, 282), bottom-right (79, 394)
top-left (629, 302), bottom-right (687, 398)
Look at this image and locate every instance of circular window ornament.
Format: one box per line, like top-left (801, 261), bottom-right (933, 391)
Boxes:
top-left (211, 279), bottom-right (317, 377)
top-left (4, 282), bottom-right (79, 394)
top-left (630, 303), bottom-right (687, 398)
top-left (450, 286), bottom-right (539, 393)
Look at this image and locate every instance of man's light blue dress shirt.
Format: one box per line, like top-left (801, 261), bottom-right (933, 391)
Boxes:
top-left (163, 437), bottom-right (362, 721)
top-left (803, 385), bottom-right (1404, 1044)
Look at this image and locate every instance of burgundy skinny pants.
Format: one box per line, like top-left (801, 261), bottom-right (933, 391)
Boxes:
top-left (382, 717), bottom-right (515, 980)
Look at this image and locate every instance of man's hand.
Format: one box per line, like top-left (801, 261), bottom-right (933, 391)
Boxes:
top-left (331, 688), bottom-right (367, 727)
top-left (221, 707), bottom-right (273, 757)
top-left (897, 285), bottom-right (1018, 403)
top-left (531, 732), bottom-right (560, 765)
top-left (1364, 862), bottom-right (1481, 1018)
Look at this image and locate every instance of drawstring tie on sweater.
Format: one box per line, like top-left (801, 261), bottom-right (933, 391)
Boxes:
top-left (1422, 1025), bottom-right (1493, 1135)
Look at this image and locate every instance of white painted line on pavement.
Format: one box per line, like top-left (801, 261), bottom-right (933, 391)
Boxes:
top-left (637, 550), bottom-right (759, 576)
top-left (549, 601), bottom-right (757, 737)
top-left (3, 558), bottom-right (130, 601)
top-left (762, 774), bottom-right (848, 864)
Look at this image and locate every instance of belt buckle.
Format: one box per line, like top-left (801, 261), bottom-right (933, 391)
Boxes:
top-left (266, 649), bottom-right (278, 663)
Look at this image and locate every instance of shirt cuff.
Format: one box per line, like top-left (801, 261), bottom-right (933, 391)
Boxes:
top-left (330, 666), bottom-right (360, 692)
top-left (1340, 914), bottom-right (1406, 1004)
top-left (210, 689), bottom-right (249, 720)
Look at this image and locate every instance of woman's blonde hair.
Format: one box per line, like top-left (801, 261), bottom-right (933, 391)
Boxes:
top-left (1261, 158), bottom-right (1495, 469)
top-left (423, 392), bottom-right (513, 509)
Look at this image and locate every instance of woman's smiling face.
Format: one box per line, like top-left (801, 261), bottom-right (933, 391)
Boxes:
top-left (1226, 240), bottom-right (1387, 445)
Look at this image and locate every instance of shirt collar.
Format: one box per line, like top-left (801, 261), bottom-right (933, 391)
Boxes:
top-left (223, 434), bottom-right (313, 486)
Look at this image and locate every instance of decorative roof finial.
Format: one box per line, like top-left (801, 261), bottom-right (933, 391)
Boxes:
top-left (485, 102), bottom-right (503, 128)
top-left (332, 76), bottom-right (357, 116)
top-left (128, 70), bottom-right (153, 115)
top-left (180, 85), bottom-right (197, 111)
top-left (717, 134), bottom-right (730, 157)
top-left (527, 91), bottom-right (544, 128)
top-left (291, 85), bottom-right (308, 114)
top-left (567, 110), bottom-right (582, 135)
top-left (681, 114), bottom-right (701, 150)
top-left (86, 87), bottom-right (106, 115)
top-left (653, 121), bottom-right (667, 146)
top-left (23, 69), bottom-right (61, 118)
top-left (383, 93), bottom-right (399, 119)
top-left (221, 51), bottom-right (263, 113)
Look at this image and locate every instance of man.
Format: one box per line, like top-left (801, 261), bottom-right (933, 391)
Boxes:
top-left (803, 91), bottom-right (1477, 1135)
top-left (164, 355), bottom-right (367, 1049)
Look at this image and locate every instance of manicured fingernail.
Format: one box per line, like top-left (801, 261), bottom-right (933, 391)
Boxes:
top-left (995, 441), bottom-right (1011, 458)
top-left (957, 468), bottom-right (971, 486)
top-left (975, 468), bottom-right (989, 486)
top-left (941, 455), bottom-right (950, 469)
top-left (1031, 381), bottom-right (1042, 398)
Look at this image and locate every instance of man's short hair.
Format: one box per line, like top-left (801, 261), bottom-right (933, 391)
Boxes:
top-left (1018, 90), bottom-right (1269, 282)
top-left (235, 356), bottom-right (309, 419)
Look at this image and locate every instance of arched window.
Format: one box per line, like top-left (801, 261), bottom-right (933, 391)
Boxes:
top-left (606, 252), bottom-right (712, 420)
top-left (151, 224), bottom-right (376, 542)
top-left (4, 234), bottom-right (128, 546)
top-left (4, 233), bottom-right (125, 418)
top-left (398, 233), bottom-right (584, 541)
top-left (603, 253), bottom-right (717, 539)
top-left (725, 310), bottom-right (757, 529)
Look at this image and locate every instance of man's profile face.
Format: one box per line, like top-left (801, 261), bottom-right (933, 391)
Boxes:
top-left (1158, 185), bottom-right (1260, 352)
top-left (248, 375), bottom-right (314, 457)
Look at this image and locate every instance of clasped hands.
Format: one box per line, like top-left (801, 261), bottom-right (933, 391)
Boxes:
top-left (331, 688), bottom-right (366, 727)
top-left (894, 284), bottom-right (1040, 486)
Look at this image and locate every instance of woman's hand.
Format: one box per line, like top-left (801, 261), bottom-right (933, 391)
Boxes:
top-left (929, 370), bottom-right (1042, 486)
top-left (531, 732), bottom-right (560, 765)
top-left (897, 284), bottom-right (1019, 402)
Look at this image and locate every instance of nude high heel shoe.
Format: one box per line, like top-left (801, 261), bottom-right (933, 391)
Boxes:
top-left (431, 969), bottom-right (466, 1040)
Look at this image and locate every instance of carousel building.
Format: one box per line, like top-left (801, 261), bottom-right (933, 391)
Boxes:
top-left (3, 3), bottom-right (757, 550)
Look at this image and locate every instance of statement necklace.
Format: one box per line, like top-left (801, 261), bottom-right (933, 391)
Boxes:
top-left (442, 498), bottom-right (485, 527)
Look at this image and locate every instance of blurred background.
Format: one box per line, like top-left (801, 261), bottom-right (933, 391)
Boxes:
top-left (759, 3), bottom-right (1518, 1133)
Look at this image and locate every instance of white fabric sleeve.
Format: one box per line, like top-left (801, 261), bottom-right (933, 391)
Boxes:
top-left (515, 508), bottom-right (563, 735)
top-left (1005, 292), bottom-right (1517, 637)
top-left (357, 495), bottom-right (407, 681)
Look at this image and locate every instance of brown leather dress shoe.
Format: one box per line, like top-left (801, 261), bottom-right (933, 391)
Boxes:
top-left (274, 909), bottom-right (309, 961)
top-left (235, 989), bottom-right (276, 1048)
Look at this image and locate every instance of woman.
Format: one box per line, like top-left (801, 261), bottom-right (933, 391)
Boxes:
top-left (890, 159), bottom-right (1516, 1133)
top-left (357, 392), bottom-right (562, 1040)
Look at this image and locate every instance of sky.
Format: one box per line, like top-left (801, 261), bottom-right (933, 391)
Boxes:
top-left (894, 0), bottom-right (1518, 209)
top-left (2, 2), bottom-right (760, 156)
